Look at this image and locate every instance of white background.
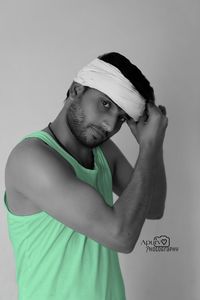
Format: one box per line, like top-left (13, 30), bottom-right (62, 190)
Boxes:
top-left (0, 1), bottom-right (199, 299)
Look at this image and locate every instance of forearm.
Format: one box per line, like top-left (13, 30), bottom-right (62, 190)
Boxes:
top-left (145, 148), bottom-right (167, 219)
top-left (113, 146), bottom-right (163, 252)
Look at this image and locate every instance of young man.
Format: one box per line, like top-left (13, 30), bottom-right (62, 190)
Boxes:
top-left (4, 52), bottom-right (168, 300)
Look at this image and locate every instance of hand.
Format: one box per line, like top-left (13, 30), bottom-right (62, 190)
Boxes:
top-left (126, 103), bottom-right (168, 151)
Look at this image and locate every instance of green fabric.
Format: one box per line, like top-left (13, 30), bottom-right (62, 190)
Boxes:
top-left (4, 130), bottom-right (126, 300)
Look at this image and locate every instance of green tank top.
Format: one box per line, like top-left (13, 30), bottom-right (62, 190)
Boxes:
top-left (4, 130), bottom-right (126, 300)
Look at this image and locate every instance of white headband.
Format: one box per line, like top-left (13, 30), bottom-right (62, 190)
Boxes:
top-left (73, 58), bottom-right (146, 121)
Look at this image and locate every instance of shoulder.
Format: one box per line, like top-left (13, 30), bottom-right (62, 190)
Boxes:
top-left (5, 138), bottom-right (75, 191)
top-left (7, 137), bottom-right (75, 167)
top-left (6, 138), bottom-right (51, 170)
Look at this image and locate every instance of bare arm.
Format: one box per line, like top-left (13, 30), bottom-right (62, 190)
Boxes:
top-left (111, 138), bottom-right (166, 219)
top-left (5, 104), bottom-right (168, 254)
top-left (144, 147), bottom-right (167, 219)
top-left (5, 141), bottom-right (125, 253)
top-left (113, 145), bottom-right (165, 252)
top-left (112, 103), bottom-right (168, 251)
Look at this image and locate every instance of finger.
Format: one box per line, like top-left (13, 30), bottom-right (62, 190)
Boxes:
top-left (148, 103), bottom-right (167, 118)
top-left (158, 105), bottom-right (167, 116)
top-left (147, 102), bottom-right (156, 114)
top-left (147, 102), bottom-right (155, 110)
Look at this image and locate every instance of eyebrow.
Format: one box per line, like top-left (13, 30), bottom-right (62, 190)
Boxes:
top-left (100, 95), bottom-right (130, 119)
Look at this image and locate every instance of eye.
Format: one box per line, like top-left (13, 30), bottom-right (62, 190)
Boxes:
top-left (101, 99), bottom-right (111, 109)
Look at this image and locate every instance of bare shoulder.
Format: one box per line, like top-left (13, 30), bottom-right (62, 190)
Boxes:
top-left (5, 137), bottom-right (76, 215)
top-left (5, 138), bottom-right (41, 179)
top-left (5, 137), bottom-right (75, 196)
top-left (4, 138), bottom-right (50, 214)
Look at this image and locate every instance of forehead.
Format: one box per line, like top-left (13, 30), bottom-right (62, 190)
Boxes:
top-left (90, 87), bottom-right (130, 117)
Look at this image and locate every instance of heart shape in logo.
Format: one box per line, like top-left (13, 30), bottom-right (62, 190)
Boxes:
top-left (161, 239), bottom-right (167, 245)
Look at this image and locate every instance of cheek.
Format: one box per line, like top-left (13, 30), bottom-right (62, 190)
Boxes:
top-left (84, 104), bottom-right (99, 123)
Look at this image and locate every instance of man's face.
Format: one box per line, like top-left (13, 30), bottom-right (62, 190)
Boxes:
top-left (66, 87), bottom-right (130, 148)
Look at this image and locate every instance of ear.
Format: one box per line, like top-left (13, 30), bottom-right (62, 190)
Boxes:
top-left (68, 81), bottom-right (86, 100)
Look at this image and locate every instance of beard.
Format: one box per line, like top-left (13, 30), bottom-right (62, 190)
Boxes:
top-left (66, 100), bottom-right (107, 148)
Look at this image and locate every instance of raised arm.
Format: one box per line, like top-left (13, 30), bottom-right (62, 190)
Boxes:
top-left (5, 139), bottom-right (126, 253)
top-left (5, 103), bottom-right (168, 254)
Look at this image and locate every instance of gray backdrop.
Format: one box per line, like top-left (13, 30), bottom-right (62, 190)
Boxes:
top-left (1, 0), bottom-right (199, 299)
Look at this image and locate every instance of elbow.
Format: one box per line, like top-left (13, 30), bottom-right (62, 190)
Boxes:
top-left (120, 240), bottom-right (136, 253)
top-left (123, 245), bottom-right (134, 254)
top-left (116, 242), bottom-right (134, 254)
top-left (146, 212), bottom-right (164, 220)
top-left (156, 212), bottom-right (164, 219)
top-left (146, 203), bottom-right (166, 220)
top-left (116, 234), bottom-right (136, 254)
top-left (113, 232), bottom-right (134, 254)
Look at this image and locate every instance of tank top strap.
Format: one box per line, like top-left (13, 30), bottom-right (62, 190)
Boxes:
top-left (21, 130), bottom-right (99, 173)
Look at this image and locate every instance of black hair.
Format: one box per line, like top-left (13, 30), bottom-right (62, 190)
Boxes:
top-left (64, 52), bottom-right (155, 105)
top-left (98, 52), bottom-right (155, 103)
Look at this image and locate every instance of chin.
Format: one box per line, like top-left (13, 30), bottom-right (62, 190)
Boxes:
top-left (83, 137), bottom-right (105, 148)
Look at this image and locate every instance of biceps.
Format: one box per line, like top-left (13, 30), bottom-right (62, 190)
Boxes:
top-left (16, 149), bottom-right (123, 250)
